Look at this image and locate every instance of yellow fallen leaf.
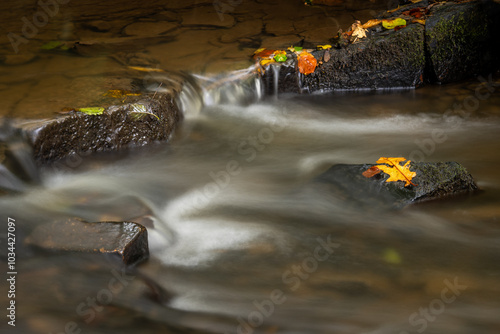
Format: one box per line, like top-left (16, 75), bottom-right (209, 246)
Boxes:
top-left (374, 157), bottom-right (417, 187)
top-left (382, 18), bottom-right (407, 30)
top-left (413, 19), bottom-right (426, 25)
top-left (77, 107), bottom-right (104, 115)
top-left (127, 66), bottom-right (164, 73)
top-left (317, 44), bottom-right (332, 50)
top-left (362, 19), bottom-right (382, 29)
top-left (104, 89), bottom-right (141, 98)
top-left (260, 59), bottom-right (275, 67)
top-left (253, 48), bottom-right (266, 54)
top-left (410, 0), bottom-right (422, 3)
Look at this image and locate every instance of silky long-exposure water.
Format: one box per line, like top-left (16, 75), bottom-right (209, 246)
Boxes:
top-left (1, 74), bottom-right (500, 333)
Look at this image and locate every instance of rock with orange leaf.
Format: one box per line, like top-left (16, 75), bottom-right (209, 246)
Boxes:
top-left (313, 159), bottom-right (477, 209)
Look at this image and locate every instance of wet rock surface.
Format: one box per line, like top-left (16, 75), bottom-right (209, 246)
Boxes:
top-left (315, 161), bottom-right (478, 209)
top-left (262, 0), bottom-right (500, 94)
top-left (425, 0), bottom-right (499, 84)
top-left (28, 93), bottom-right (180, 163)
top-left (305, 23), bottom-right (425, 91)
top-left (25, 218), bottom-right (149, 265)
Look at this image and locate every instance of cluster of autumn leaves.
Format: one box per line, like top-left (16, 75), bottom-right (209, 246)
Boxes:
top-left (253, 45), bottom-right (327, 75)
top-left (253, 0), bottom-right (432, 76)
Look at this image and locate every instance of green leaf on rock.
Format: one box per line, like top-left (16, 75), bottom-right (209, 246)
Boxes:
top-left (273, 51), bottom-right (287, 62)
top-left (78, 107), bottom-right (104, 115)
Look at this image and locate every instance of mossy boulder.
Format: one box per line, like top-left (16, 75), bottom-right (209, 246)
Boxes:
top-left (425, 0), bottom-right (498, 83)
top-left (315, 161), bottom-right (478, 209)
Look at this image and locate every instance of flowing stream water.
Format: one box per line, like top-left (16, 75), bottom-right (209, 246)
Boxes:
top-left (1, 71), bottom-right (500, 334)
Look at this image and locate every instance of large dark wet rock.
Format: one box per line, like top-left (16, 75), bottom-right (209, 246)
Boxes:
top-left (305, 23), bottom-right (425, 91)
top-left (27, 93), bottom-right (180, 164)
top-left (263, 22), bottom-right (425, 94)
top-left (262, 0), bottom-right (499, 94)
top-left (25, 218), bottom-right (149, 265)
top-left (315, 161), bottom-right (477, 209)
top-left (425, 0), bottom-right (500, 84)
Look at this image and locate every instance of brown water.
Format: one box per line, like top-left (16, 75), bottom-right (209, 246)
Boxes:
top-left (1, 1), bottom-right (500, 334)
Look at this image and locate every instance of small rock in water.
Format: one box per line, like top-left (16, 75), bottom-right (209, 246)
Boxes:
top-left (315, 161), bottom-right (478, 209)
top-left (25, 218), bottom-right (149, 265)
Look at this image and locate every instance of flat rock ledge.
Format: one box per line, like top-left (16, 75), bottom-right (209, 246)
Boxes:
top-left (315, 161), bottom-right (478, 209)
top-left (25, 218), bottom-right (149, 265)
top-left (25, 93), bottom-right (180, 164)
top-left (262, 0), bottom-right (500, 94)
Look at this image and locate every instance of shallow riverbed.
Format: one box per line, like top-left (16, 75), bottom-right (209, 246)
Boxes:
top-left (1, 76), bottom-right (500, 333)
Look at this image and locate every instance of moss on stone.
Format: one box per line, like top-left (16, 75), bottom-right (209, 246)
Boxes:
top-left (425, 2), bottom-right (490, 82)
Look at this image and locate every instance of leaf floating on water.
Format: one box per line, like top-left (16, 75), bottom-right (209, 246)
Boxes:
top-left (382, 248), bottom-right (402, 264)
top-left (104, 89), bottom-right (142, 98)
top-left (370, 157), bottom-right (417, 187)
top-left (297, 51), bottom-right (317, 75)
top-left (382, 18), bottom-right (407, 30)
top-left (40, 41), bottom-right (69, 51)
top-left (77, 107), bottom-right (104, 115)
top-left (362, 166), bottom-right (381, 178)
top-left (129, 104), bottom-right (160, 121)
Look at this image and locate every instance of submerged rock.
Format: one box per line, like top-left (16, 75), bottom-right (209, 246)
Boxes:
top-left (315, 161), bottom-right (478, 209)
top-left (25, 218), bottom-right (149, 265)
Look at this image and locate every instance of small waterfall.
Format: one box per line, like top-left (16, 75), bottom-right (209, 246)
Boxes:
top-left (140, 65), bottom-right (264, 118)
top-left (176, 65), bottom-right (263, 117)
top-left (271, 63), bottom-right (280, 100)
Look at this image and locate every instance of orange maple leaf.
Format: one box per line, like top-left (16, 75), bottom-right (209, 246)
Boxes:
top-left (375, 157), bottom-right (417, 187)
top-left (298, 51), bottom-right (317, 75)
